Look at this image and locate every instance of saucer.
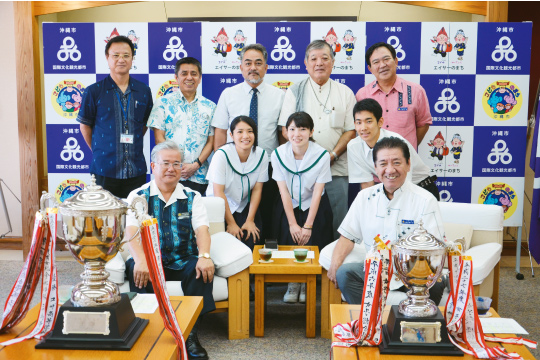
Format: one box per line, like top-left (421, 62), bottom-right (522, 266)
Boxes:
top-left (259, 259), bottom-right (274, 263)
top-left (294, 259), bottom-right (308, 263)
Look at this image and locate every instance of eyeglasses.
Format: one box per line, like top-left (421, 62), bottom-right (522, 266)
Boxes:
top-left (110, 54), bottom-right (132, 60)
top-left (156, 161), bottom-right (182, 169)
top-left (370, 56), bottom-right (394, 67)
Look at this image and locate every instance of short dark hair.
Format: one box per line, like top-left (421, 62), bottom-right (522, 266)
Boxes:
top-left (175, 57), bottom-right (202, 76)
top-left (105, 35), bottom-right (135, 56)
top-left (230, 115), bottom-right (258, 150)
top-left (373, 136), bottom-right (410, 164)
top-left (365, 42), bottom-right (397, 67)
top-left (285, 112), bottom-right (315, 142)
top-left (353, 98), bottom-right (383, 122)
top-left (241, 43), bottom-right (268, 63)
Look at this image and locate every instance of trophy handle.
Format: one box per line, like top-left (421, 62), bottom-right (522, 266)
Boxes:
top-left (130, 195), bottom-right (148, 221)
top-left (40, 191), bottom-right (59, 211)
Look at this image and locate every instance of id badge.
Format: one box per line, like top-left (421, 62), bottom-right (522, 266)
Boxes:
top-left (120, 134), bottom-right (134, 144)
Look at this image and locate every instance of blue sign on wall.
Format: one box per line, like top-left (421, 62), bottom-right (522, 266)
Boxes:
top-left (43, 23), bottom-right (96, 74)
top-left (148, 22), bottom-right (202, 74)
top-left (46, 124), bottom-right (92, 173)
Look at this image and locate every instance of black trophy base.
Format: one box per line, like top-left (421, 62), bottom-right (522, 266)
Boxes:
top-left (36, 294), bottom-right (148, 350)
top-left (379, 305), bottom-right (463, 356)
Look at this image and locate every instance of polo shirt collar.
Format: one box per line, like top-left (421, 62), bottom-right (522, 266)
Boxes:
top-left (179, 92), bottom-right (200, 104)
top-left (104, 74), bottom-right (139, 93)
top-left (370, 77), bottom-right (403, 96)
top-left (242, 80), bottom-right (265, 95)
top-left (149, 180), bottom-right (187, 208)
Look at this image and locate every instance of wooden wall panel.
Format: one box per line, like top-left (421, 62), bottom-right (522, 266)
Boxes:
top-left (14, 1), bottom-right (40, 258)
top-left (391, 1), bottom-right (487, 15)
top-left (487, 1), bottom-right (509, 22)
top-left (33, 1), bottom-right (136, 16)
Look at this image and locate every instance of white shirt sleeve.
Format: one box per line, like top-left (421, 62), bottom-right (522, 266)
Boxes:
top-left (421, 197), bottom-right (446, 242)
top-left (205, 150), bottom-right (227, 185)
top-left (257, 155), bottom-right (270, 183)
top-left (343, 88), bottom-right (357, 132)
top-left (211, 89), bottom-right (231, 130)
top-left (271, 151), bottom-right (286, 182)
top-left (146, 97), bottom-right (166, 130)
top-left (191, 192), bottom-right (210, 230)
top-left (315, 153), bottom-right (332, 184)
top-left (337, 194), bottom-right (364, 244)
top-left (347, 142), bottom-right (374, 184)
top-left (278, 89), bottom-right (297, 127)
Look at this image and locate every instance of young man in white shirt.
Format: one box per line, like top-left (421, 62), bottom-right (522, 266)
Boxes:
top-left (348, 98), bottom-right (439, 200)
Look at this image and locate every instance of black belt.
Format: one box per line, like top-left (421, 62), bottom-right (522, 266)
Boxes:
top-left (417, 175), bottom-right (437, 188)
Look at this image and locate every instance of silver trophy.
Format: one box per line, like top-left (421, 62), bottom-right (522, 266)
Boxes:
top-left (392, 221), bottom-right (448, 317)
top-left (41, 175), bottom-right (147, 307)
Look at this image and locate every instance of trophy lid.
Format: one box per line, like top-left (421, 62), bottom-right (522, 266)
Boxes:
top-left (394, 220), bottom-right (446, 251)
top-left (58, 175), bottom-right (128, 217)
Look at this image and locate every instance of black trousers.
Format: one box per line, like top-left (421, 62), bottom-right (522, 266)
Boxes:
top-left (418, 180), bottom-right (440, 201)
top-left (126, 256), bottom-right (216, 315)
top-left (93, 174), bottom-right (146, 199)
top-left (259, 164), bottom-right (280, 241)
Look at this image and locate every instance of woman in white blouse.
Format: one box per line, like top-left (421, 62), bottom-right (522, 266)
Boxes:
top-left (206, 116), bottom-right (269, 250)
top-left (271, 111), bottom-right (333, 303)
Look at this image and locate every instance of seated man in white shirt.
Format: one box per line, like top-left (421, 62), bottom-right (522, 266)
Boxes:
top-left (326, 136), bottom-right (446, 306)
top-left (348, 98), bottom-right (440, 200)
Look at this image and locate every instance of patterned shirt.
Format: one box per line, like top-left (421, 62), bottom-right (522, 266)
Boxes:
top-left (126, 181), bottom-right (209, 270)
top-left (77, 75), bottom-right (153, 179)
top-left (148, 92), bottom-right (216, 184)
top-left (356, 76), bottom-right (432, 150)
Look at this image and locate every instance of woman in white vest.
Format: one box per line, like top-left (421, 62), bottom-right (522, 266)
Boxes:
top-left (207, 116), bottom-right (269, 250)
top-left (271, 111), bottom-right (333, 303)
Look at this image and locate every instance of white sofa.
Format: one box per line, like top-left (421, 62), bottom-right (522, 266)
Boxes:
top-left (319, 202), bottom-right (504, 339)
top-left (105, 196), bottom-right (253, 339)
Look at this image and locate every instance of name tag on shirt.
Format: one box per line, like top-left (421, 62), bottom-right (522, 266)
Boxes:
top-left (120, 134), bottom-right (134, 144)
top-left (178, 212), bottom-right (190, 220)
top-left (397, 107), bottom-right (408, 111)
top-left (401, 219), bottom-right (415, 225)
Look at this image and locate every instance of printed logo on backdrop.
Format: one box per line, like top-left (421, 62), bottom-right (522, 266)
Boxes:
top-left (51, 80), bottom-right (86, 119)
top-left (320, 27), bottom-right (357, 71)
top-left (157, 79), bottom-right (179, 98)
top-left (43, 23), bottom-right (96, 74)
top-left (257, 22), bottom-right (310, 74)
top-left (478, 182), bottom-right (517, 220)
top-left (476, 23), bottom-right (532, 75)
top-left (420, 75), bottom-right (475, 126)
top-left (46, 124), bottom-right (92, 174)
top-left (148, 23), bottom-right (202, 74)
top-left (436, 177), bottom-right (471, 204)
top-left (200, 74), bottom-right (244, 104)
top-left (482, 80), bottom-right (522, 121)
top-left (55, 179), bottom-right (86, 203)
top-left (365, 22), bottom-right (421, 74)
top-left (329, 75), bottom-right (364, 95)
top-left (472, 127), bottom-right (526, 177)
top-left (272, 80), bottom-right (293, 91)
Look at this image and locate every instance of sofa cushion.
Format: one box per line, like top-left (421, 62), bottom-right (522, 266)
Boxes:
top-left (464, 242), bottom-right (502, 285)
top-left (105, 252), bottom-right (126, 284)
top-left (164, 276), bottom-right (228, 302)
top-left (443, 222), bottom-right (473, 251)
top-left (210, 232), bottom-right (253, 278)
top-left (319, 239), bottom-right (366, 270)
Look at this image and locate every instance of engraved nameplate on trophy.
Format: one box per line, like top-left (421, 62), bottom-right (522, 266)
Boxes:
top-left (400, 321), bottom-right (442, 344)
top-left (62, 311), bottom-right (111, 335)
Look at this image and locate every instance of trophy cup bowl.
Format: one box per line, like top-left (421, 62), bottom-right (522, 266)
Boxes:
top-left (53, 176), bottom-right (147, 307)
top-left (392, 222), bottom-right (447, 317)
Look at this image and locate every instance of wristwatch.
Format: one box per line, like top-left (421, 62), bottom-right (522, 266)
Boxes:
top-left (331, 151), bottom-right (339, 161)
top-left (198, 253), bottom-right (211, 260)
top-left (195, 158), bottom-right (203, 167)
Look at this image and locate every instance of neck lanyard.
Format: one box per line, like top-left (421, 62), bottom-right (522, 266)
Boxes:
top-left (274, 147), bottom-right (327, 210)
top-left (218, 148), bottom-right (265, 203)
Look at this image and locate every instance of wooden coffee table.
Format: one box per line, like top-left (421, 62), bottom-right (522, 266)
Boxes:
top-left (331, 304), bottom-right (536, 360)
top-left (249, 245), bottom-right (321, 338)
top-left (0, 296), bottom-right (203, 360)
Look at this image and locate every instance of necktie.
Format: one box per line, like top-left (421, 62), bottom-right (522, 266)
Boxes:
top-left (249, 88), bottom-right (258, 126)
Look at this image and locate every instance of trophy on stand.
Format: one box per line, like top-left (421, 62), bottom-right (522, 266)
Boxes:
top-left (379, 222), bottom-right (463, 356)
top-left (37, 176), bottom-right (149, 350)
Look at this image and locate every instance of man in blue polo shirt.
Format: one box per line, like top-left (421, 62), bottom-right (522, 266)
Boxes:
top-left (78, 35), bottom-right (153, 199)
top-left (125, 140), bottom-right (215, 360)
